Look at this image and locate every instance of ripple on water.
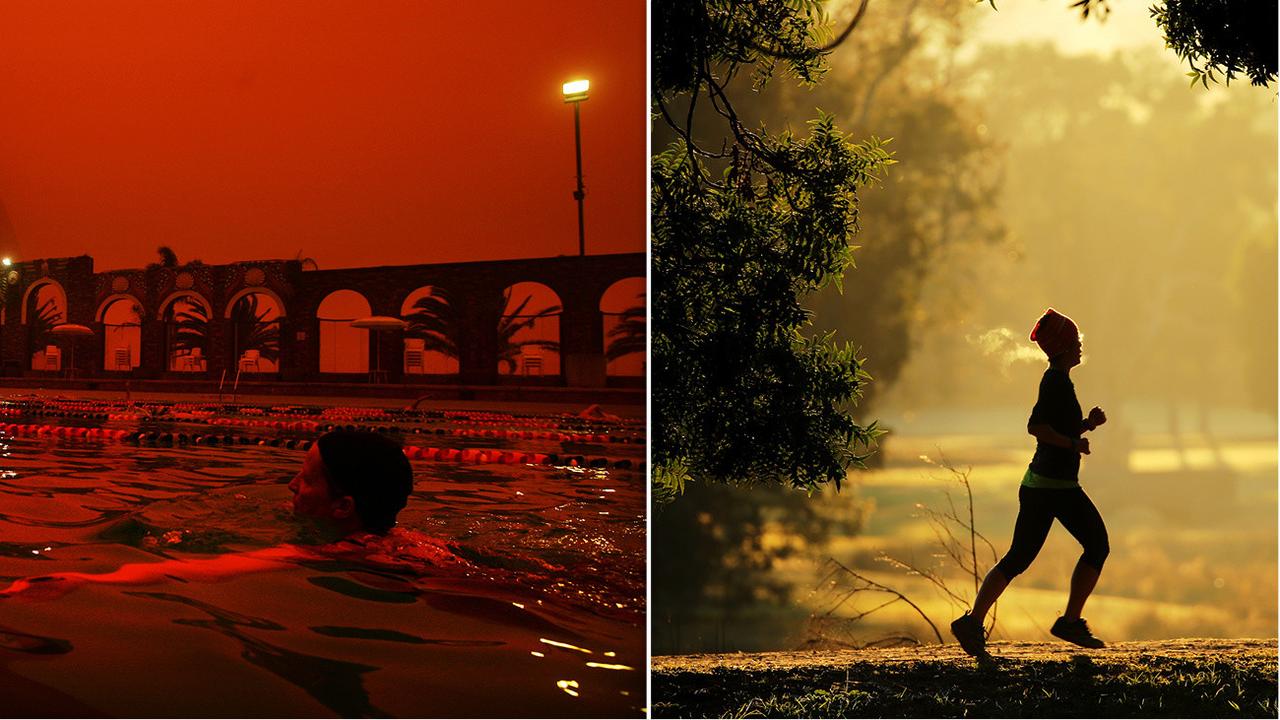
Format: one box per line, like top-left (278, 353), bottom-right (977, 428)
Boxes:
top-left (0, 418), bottom-right (645, 716)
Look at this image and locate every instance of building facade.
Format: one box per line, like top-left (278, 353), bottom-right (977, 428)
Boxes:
top-left (2, 253), bottom-right (645, 387)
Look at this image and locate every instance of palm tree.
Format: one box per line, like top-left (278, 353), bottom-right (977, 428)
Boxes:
top-left (605, 301), bottom-right (645, 362)
top-left (402, 286), bottom-right (561, 373)
top-left (169, 299), bottom-right (208, 360)
top-left (29, 296), bottom-right (63, 346)
top-left (230, 294), bottom-right (280, 364)
top-left (29, 296), bottom-right (63, 367)
top-left (496, 290), bottom-right (561, 374)
top-left (156, 246), bottom-right (178, 268)
top-left (294, 250), bottom-right (319, 271)
top-left (403, 287), bottom-right (461, 358)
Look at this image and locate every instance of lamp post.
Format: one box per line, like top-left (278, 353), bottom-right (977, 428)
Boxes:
top-left (562, 79), bottom-right (589, 256)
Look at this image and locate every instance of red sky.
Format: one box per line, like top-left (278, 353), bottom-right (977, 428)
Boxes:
top-left (0, 1), bottom-right (646, 271)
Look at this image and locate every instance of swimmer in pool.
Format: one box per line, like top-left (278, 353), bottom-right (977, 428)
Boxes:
top-left (288, 429), bottom-right (414, 536)
top-left (0, 430), bottom-right (420, 600)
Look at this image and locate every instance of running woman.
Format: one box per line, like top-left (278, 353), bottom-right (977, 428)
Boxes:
top-left (951, 308), bottom-right (1110, 657)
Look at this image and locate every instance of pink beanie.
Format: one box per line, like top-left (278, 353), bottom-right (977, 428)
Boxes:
top-left (1029, 308), bottom-right (1079, 358)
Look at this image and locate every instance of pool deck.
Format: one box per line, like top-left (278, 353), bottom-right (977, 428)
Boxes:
top-left (0, 378), bottom-right (645, 420)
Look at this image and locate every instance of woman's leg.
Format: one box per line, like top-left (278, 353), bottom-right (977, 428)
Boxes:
top-left (970, 566), bottom-right (1009, 622)
top-left (1055, 488), bottom-right (1109, 620)
top-left (974, 486), bottom-right (1055, 622)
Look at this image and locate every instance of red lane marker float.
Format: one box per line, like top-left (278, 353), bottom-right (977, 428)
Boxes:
top-left (447, 428), bottom-right (629, 444)
top-left (0, 422), bottom-right (643, 470)
top-left (398, 445), bottom-right (634, 469)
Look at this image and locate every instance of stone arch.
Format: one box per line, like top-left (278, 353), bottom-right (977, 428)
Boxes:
top-left (95, 293), bottom-right (144, 323)
top-left (21, 279), bottom-right (66, 324)
top-left (223, 287), bottom-right (288, 319)
top-left (156, 290), bottom-right (212, 321)
top-left (400, 285), bottom-right (460, 375)
top-left (158, 291), bottom-right (212, 373)
top-left (227, 291), bottom-right (283, 374)
top-left (599, 277), bottom-right (644, 377)
top-left (497, 281), bottom-right (561, 377)
top-left (23, 280), bottom-right (67, 370)
top-left (97, 295), bottom-right (144, 371)
top-left (317, 290), bottom-right (371, 374)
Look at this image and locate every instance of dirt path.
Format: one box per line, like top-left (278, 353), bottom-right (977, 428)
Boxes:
top-left (653, 638), bottom-right (1277, 718)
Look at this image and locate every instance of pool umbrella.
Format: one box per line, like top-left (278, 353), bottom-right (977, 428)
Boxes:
top-left (350, 316), bottom-right (407, 382)
top-left (51, 324), bottom-right (94, 378)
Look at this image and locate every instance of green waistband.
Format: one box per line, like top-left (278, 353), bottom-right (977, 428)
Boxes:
top-left (1021, 467), bottom-right (1080, 489)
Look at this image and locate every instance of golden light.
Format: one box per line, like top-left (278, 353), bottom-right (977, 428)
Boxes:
top-left (2, 258), bottom-right (11, 267)
top-left (562, 79), bottom-right (590, 102)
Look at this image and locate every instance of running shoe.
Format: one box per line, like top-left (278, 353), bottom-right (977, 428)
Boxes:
top-left (950, 612), bottom-right (987, 657)
top-left (1050, 616), bottom-right (1106, 648)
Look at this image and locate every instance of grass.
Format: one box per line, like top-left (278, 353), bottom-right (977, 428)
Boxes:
top-left (652, 640), bottom-right (1278, 718)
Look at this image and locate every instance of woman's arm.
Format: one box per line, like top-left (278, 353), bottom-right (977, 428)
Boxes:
top-left (1028, 423), bottom-right (1089, 454)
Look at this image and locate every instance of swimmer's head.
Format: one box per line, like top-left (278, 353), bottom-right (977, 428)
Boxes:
top-left (288, 430), bottom-right (413, 534)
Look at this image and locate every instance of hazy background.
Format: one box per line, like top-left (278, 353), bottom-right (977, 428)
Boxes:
top-left (0, 1), bottom-right (646, 270)
top-left (654, 0), bottom-right (1276, 652)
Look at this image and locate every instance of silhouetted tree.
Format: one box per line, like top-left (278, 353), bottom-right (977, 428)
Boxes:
top-left (230, 294), bottom-right (280, 364)
top-left (768, 1), bottom-right (1007, 412)
top-left (29, 296), bottom-right (62, 351)
top-left (496, 291), bottom-right (560, 374)
top-left (148, 246), bottom-right (203, 271)
top-left (1070, 0), bottom-right (1275, 86)
top-left (156, 246), bottom-right (178, 268)
top-left (654, 0), bottom-right (889, 496)
top-left (294, 250), bottom-right (319, 271)
top-left (169, 300), bottom-right (208, 361)
top-left (653, 480), bottom-right (864, 653)
top-left (402, 287), bottom-right (561, 372)
top-left (654, 0), bottom-right (1007, 652)
top-left (403, 288), bottom-right (461, 359)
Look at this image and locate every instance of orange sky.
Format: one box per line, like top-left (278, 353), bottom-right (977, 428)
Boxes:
top-left (0, 1), bottom-right (646, 271)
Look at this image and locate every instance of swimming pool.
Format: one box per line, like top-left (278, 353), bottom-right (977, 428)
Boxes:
top-left (0, 398), bottom-right (646, 717)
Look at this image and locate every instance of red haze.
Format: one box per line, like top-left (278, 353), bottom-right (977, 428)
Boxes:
top-left (0, 1), bottom-right (646, 270)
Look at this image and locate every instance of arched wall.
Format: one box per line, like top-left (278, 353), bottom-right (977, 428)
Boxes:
top-left (497, 281), bottom-right (562, 377)
top-left (21, 279), bottom-right (67, 325)
top-left (0, 253), bottom-right (643, 385)
top-left (399, 286), bottom-right (459, 375)
top-left (98, 295), bottom-right (144, 370)
top-left (223, 287), bottom-right (288, 319)
top-left (95, 293), bottom-right (145, 322)
top-left (317, 289), bottom-right (371, 374)
top-left (599, 277), bottom-right (645, 377)
top-left (157, 291), bottom-right (212, 321)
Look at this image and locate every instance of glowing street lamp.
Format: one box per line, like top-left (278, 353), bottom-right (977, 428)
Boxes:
top-left (562, 78), bottom-right (589, 256)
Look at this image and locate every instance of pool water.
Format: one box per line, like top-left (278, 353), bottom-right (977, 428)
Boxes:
top-left (0, 403), bottom-right (646, 717)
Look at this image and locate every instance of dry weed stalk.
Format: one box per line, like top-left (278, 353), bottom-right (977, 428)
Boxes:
top-left (807, 452), bottom-right (1002, 646)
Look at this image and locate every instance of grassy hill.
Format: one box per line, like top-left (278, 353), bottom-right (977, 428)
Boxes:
top-left (652, 638), bottom-right (1277, 718)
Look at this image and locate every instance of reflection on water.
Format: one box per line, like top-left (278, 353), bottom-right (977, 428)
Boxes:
top-left (129, 591), bottom-right (388, 718)
top-left (0, 413), bottom-right (645, 717)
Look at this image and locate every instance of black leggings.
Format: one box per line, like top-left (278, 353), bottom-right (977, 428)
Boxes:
top-left (994, 485), bottom-right (1109, 579)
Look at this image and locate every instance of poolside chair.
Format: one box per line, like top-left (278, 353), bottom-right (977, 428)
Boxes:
top-left (239, 349), bottom-right (260, 373)
top-left (521, 350), bottom-right (543, 376)
top-left (404, 338), bottom-right (425, 374)
top-left (175, 347), bottom-right (201, 371)
top-left (44, 345), bottom-right (60, 372)
top-left (112, 347), bottom-right (131, 371)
